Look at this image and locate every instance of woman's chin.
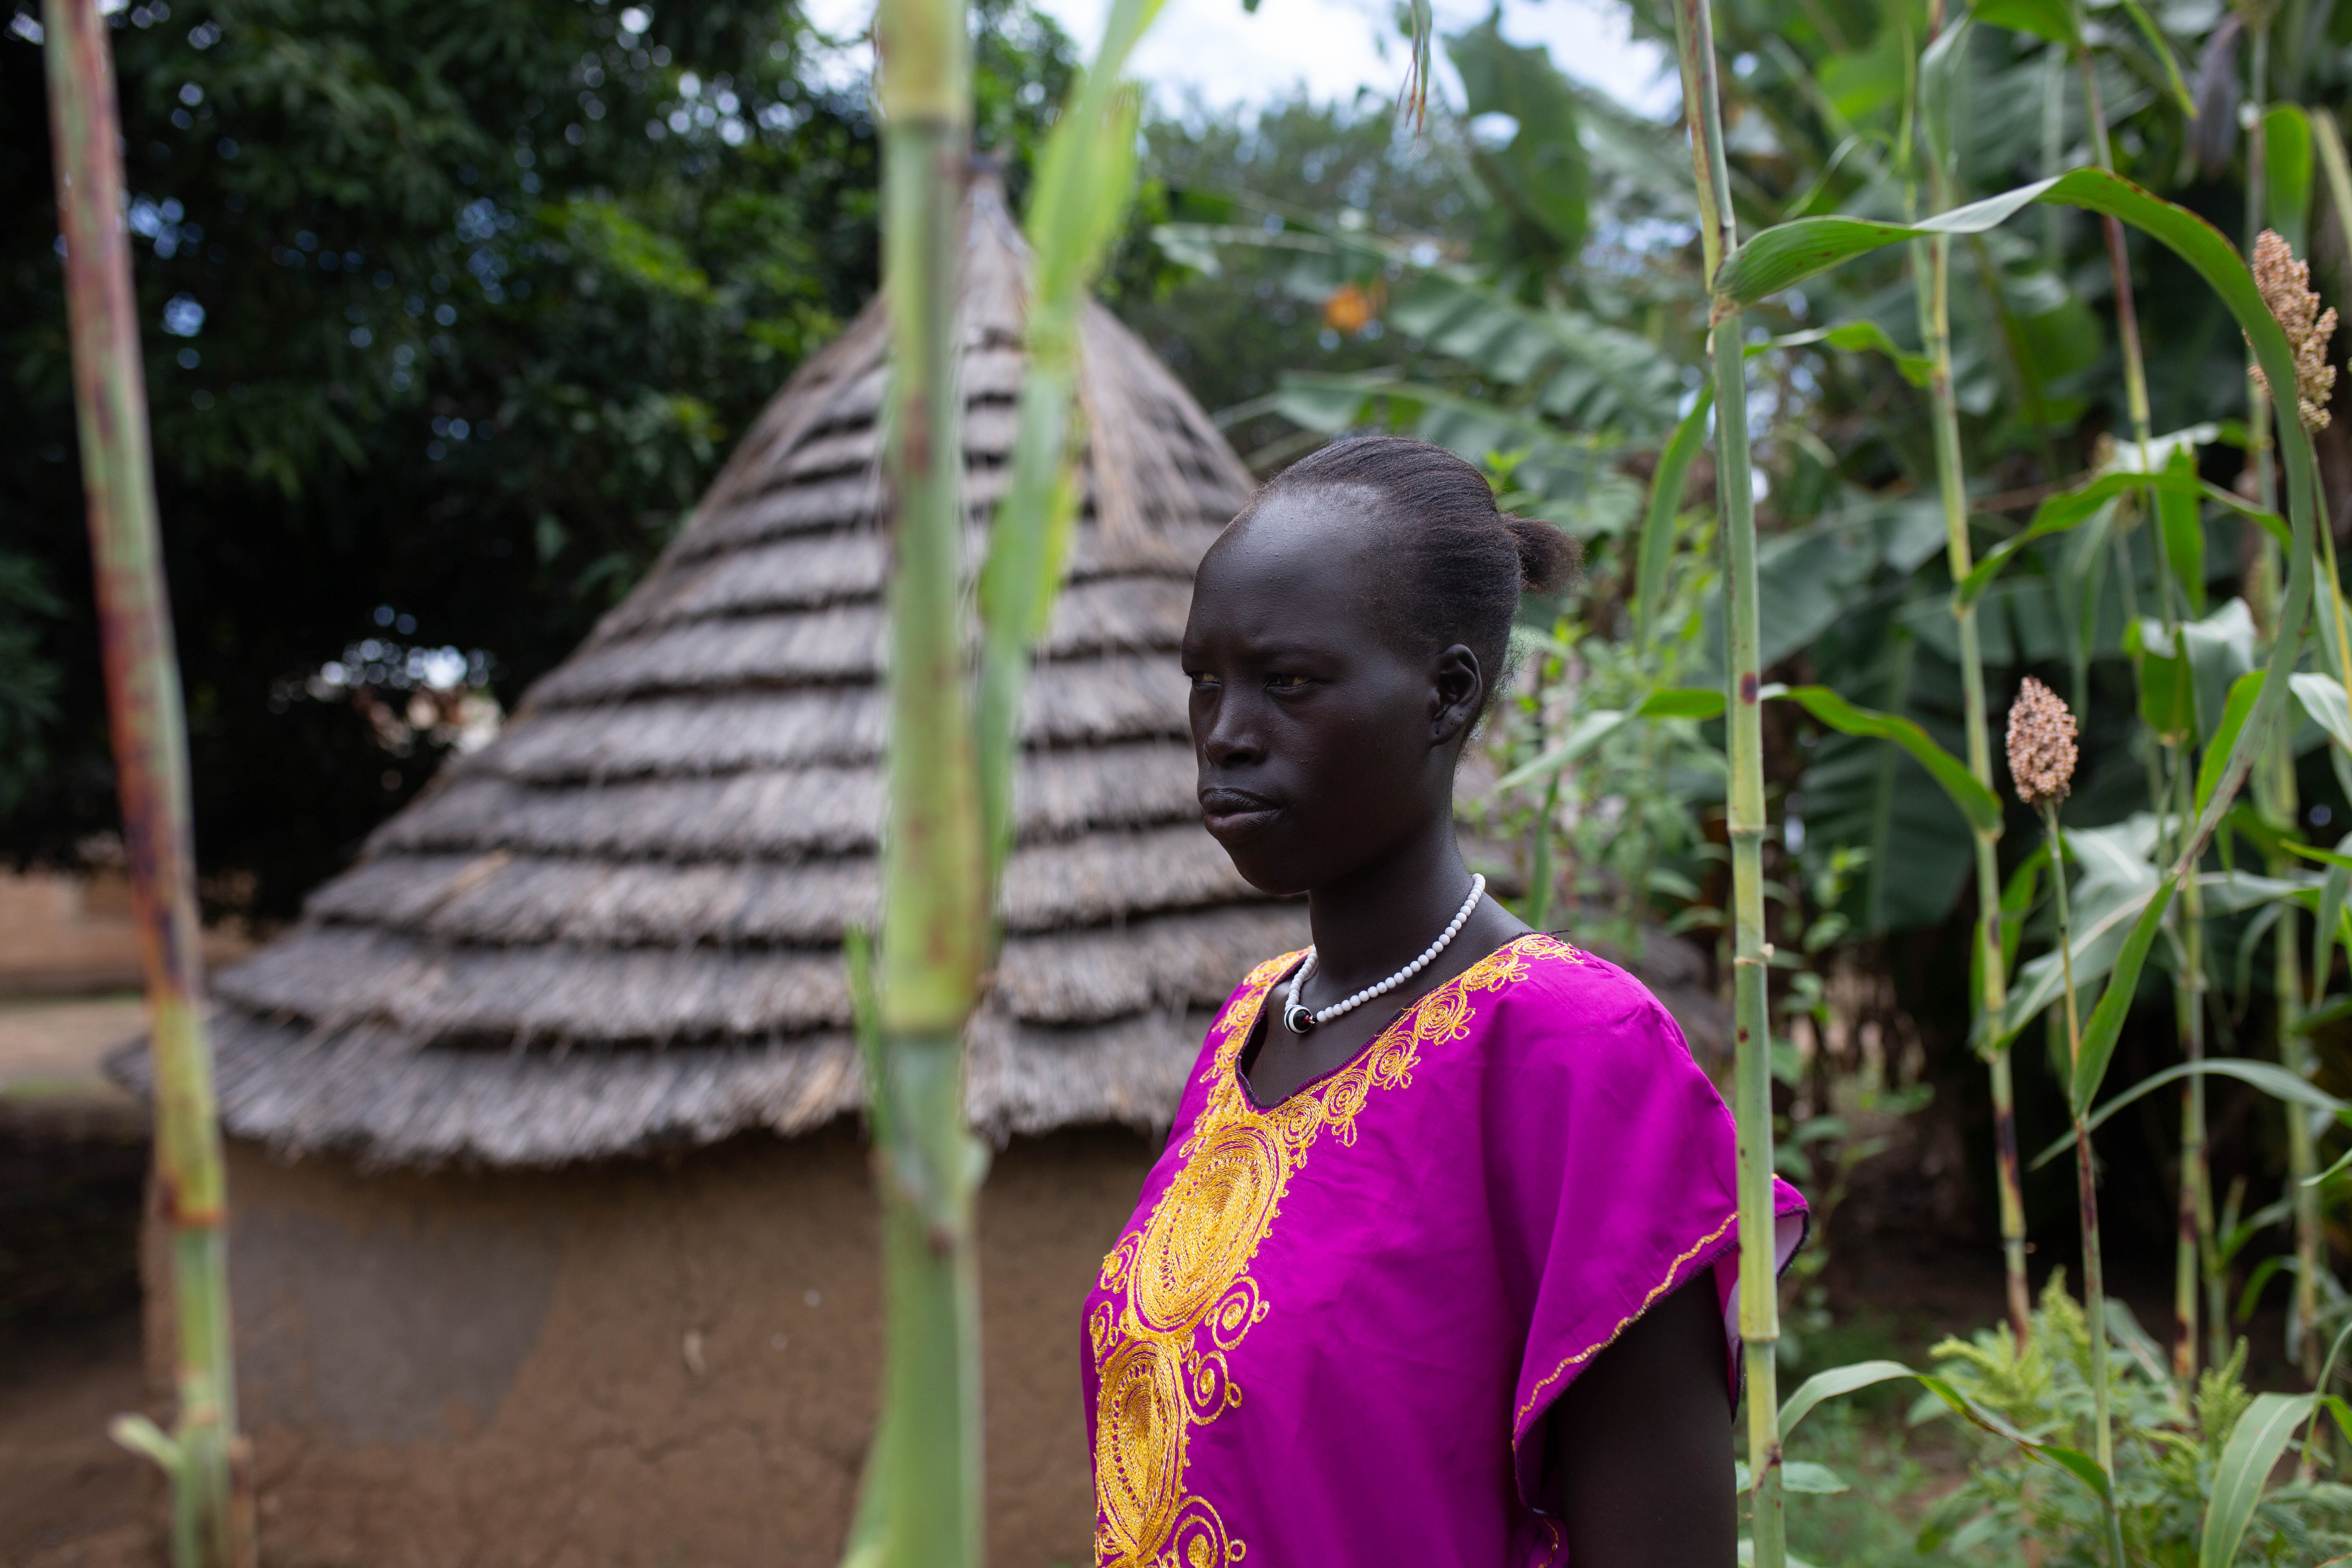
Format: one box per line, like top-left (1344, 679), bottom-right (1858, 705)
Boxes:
top-left (1205, 836), bottom-right (1315, 899)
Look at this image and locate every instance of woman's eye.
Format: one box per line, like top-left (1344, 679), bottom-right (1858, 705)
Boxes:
top-left (1188, 673), bottom-right (1219, 693)
top-left (1266, 674), bottom-right (1311, 692)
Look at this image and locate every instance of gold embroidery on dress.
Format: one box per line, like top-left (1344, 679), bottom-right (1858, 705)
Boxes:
top-left (1090, 933), bottom-right (1575, 1568)
top-left (1512, 1205), bottom-right (1739, 1427)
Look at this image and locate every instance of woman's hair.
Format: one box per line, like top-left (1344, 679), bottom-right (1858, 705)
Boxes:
top-left (1234, 435), bottom-right (1579, 705)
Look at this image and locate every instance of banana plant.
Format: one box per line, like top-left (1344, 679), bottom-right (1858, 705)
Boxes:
top-left (1158, 212), bottom-right (1678, 528)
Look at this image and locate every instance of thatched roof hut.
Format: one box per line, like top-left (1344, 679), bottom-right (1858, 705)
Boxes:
top-left (117, 178), bottom-right (1290, 1568)
top-left (158, 178), bottom-right (1289, 1171)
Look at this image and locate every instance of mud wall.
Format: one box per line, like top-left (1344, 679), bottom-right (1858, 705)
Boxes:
top-left (204, 1123), bottom-right (1152, 1568)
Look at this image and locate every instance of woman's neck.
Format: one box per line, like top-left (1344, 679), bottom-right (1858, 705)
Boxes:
top-left (1303, 815), bottom-right (1479, 994)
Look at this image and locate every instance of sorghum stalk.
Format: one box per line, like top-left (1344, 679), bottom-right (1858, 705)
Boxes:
top-left (2253, 220), bottom-right (2343, 1387)
top-left (2188, 11), bottom-right (2283, 1383)
top-left (1668, 0), bottom-right (1783, 1558)
top-left (2171, 751), bottom-right (2221, 1377)
top-left (2073, 0), bottom-right (2216, 1375)
top-left (2071, 22), bottom-right (2158, 472)
top-left (2245, 23), bottom-right (2277, 523)
top-left (2011, 680), bottom-right (2125, 1568)
top-left (40, 3), bottom-right (253, 1564)
top-left (864, 0), bottom-right (987, 1556)
top-left (2051, 810), bottom-right (2128, 1568)
top-left (1912, 71), bottom-right (2031, 1344)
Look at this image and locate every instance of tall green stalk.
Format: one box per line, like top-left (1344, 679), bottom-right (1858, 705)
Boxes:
top-left (2071, 0), bottom-right (2219, 1378)
top-left (2294, 109), bottom-right (2352, 1389)
top-left (2040, 797), bottom-right (2128, 1568)
top-left (1669, 1), bottom-right (1783, 1559)
top-left (2247, 26), bottom-right (2278, 528)
top-left (2171, 749), bottom-right (2223, 1375)
top-left (1911, 23), bottom-right (2032, 1345)
top-left (40, 5), bottom-right (251, 1566)
top-left (1921, 237), bottom-right (2033, 1345)
top-left (2239, 15), bottom-right (2325, 1389)
top-left (974, 0), bottom-right (1159, 882)
top-left (2071, 36), bottom-right (2157, 471)
top-left (860, 0), bottom-right (987, 1558)
top-left (852, 6), bottom-right (1161, 1559)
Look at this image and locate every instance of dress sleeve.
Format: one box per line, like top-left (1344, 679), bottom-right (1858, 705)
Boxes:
top-left (1492, 956), bottom-right (1807, 1503)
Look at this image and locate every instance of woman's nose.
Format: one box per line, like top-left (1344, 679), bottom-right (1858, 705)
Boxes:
top-left (1196, 691), bottom-right (1262, 766)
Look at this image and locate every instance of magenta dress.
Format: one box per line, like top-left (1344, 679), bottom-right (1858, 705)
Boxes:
top-left (1081, 932), bottom-right (1808, 1568)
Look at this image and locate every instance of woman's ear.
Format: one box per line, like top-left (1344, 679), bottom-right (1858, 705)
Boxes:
top-left (1430, 644), bottom-right (1485, 746)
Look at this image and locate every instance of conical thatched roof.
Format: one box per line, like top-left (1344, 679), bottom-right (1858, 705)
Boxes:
top-left (163, 180), bottom-right (1290, 1169)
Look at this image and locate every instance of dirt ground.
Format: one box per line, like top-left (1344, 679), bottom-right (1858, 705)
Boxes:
top-left (0, 992), bottom-right (2299, 1566)
top-left (0, 996), bottom-right (158, 1568)
top-left (0, 1314), bottom-right (157, 1568)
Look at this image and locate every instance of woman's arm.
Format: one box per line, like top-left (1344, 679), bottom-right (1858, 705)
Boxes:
top-left (1544, 1272), bottom-right (1737, 1564)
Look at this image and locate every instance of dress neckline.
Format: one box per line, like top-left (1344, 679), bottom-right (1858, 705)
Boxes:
top-left (1229, 931), bottom-right (1554, 1114)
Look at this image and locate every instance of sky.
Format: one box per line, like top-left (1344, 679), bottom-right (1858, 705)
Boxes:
top-left (799, 0), bottom-right (1677, 118)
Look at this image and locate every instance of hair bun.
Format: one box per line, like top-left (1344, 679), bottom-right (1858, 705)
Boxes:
top-left (1503, 515), bottom-right (1579, 596)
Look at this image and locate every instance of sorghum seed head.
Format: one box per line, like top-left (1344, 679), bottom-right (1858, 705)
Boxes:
top-left (2249, 229), bottom-right (2339, 433)
top-left (2007, 676), bottom-right (2078, 809)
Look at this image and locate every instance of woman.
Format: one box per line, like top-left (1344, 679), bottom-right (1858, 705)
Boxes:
top-left (1081, 437), bottom-right (1807, 1567)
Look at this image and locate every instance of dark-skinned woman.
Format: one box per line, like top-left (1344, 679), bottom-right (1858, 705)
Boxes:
top-left (1081, 437), bottom-right (1807, 1568)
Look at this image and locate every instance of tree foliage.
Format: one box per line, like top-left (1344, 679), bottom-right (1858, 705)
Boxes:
top-left (0, 0), bottom-right (1071, 913)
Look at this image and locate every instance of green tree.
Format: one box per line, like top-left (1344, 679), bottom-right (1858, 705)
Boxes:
top-left (1, 0), bottom-right (1074, 913)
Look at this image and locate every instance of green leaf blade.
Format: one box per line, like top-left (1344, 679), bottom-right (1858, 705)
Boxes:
top-left (2071, 872), bottom-right (2181, 1116)
top-left (2195, 672), bottom-right (2266, 820)
top-left (2200, 1392), bottom-right (2318, 1568)
top-left (1780, 685), bottom-right (2002, 834)
top-left (1636, 384), bottom-right (1714, 645)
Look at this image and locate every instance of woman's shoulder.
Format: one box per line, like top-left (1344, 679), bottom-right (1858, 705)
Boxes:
top-left (1472, 931), bottom-right (1696, 1067)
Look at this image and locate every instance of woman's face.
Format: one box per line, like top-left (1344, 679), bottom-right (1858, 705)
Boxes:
top-left (1180, 490), bottom-right (1483, 896)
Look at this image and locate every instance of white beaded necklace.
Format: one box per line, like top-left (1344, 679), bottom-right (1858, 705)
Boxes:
top-left (1280, 874), bottom-right (1487, 1036)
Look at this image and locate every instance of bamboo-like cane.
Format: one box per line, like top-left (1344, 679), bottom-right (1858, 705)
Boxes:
top-left (2050, 815), bottom-right (2129, 1568)
top-left (2187, 14), bottom-right (2287, 1386)
top-left (2012, 680), bottom-right (2125, 1568)
top-left (2245, 25), bottom-right (2278, 523)
top-left (858, 0), bottom-right (987, 1559)
top-left (1909, 19), bottom-right (2032, 1347)
top-left (2068, 0), bottom-right (2218, 1380)
top-left (2238, 22), bottom-right (2324, 1392)
top-left (38, 4), bottom-right (253, 1566)
top-left (2294, 111), bottom-right (2352, 1397)
top-left (1667, 1), bottom-right (1784, 1561)
top-left (2170, 753), bottom-right (2221, 1378)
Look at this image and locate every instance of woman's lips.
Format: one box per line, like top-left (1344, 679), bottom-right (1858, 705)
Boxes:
top-left (1198, 788), bottom-right (1281, 836)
